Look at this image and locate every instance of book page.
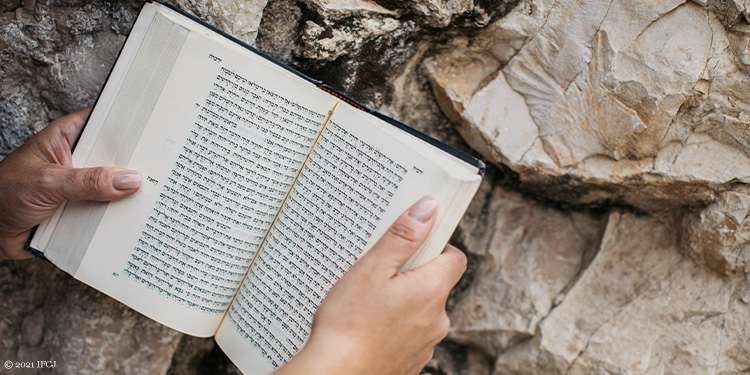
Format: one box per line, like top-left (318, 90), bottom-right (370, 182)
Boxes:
top-left (71, 8), bottom-right (338, 337)
top-left (216, 102), bottom-right (481, 372)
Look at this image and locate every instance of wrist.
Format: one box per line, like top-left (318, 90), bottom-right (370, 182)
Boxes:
top-left (275, 334), bottom-right (371, 375)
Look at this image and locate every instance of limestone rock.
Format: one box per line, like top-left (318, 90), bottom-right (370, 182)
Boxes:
top-left (304, 0), bottom-right (397, 21)
top-left (0, 2), bottom-right (184, 374)
top-left (406, 0), bottom-right (480, 28)
top-left (165, 0), bottom-right (268, 45)
top-left (716, 273), bottom-right (750, 374)
top-left (296, 16), bottom-right (400, 62)
top-left (288, 0), bottom-right (516, 100)
top-left (254, 0), bottom-right (303, 62)
top-left (681, 187), bottom-right (750, 276)
top-left (0, 260), bottom-right (182, 375)
top-left (6, 1), bottom-right (750, 375)
top-left (447, 187), bottom-right (604, 357)
top-left (290, 0), bottom-right (399, 62)
top-left (426, 341), bottom-right (493, 375)
top-left (0, 1), bottom-right (137, 157)
top-left (166, 336), bottom-right (242, 375)
top-left (494, 212), bottom-right (747, 375)
top-left (426, 0), bottom-right (750, 209)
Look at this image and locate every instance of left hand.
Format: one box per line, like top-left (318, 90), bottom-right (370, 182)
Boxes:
top-left (0, 108), bottom-right (142, 260)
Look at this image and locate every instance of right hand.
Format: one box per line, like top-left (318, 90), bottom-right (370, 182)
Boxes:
top-left (274, 196), bottom-right (467, 375)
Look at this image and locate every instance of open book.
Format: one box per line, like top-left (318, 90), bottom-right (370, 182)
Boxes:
top-left (28, 2), bottom-right (483, 374)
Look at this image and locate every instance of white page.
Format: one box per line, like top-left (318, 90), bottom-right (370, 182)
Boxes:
top-left (74, 14), bottom-right (338, 336)
top-left (216, 102), bottom-right (480, 372)
top-left (32, 4), bottom-right (159, 251)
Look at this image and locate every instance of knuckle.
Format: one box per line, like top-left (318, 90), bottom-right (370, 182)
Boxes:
top-left (58, 120), bottom-right (78, 140)
top-left (387, 221), bottom-right (420, 245)
top-left (444, 245), bottom-right (468, 272)
top-left (79, 168), bottom-right (110, 197)
top-left (37, 167), bottom-right (58, 189)
top-left (87, 168), bottom-right (105, 190)
top-left (438, 314), bottom-right (451, 337)
top-left (36, 167), bottom-right (65, 202)
top-left (429, 314), bottom-right (451, 344)
top-left (454, 250), bottom-right (468, 271)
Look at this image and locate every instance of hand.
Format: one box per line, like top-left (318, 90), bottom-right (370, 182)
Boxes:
top-left (275, 196), bottom-right (467, 375)
top-left (0, 108), bottom-right (142, 260)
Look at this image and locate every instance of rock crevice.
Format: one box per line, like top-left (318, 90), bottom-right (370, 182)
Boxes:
top-left (3, 1), bottom-right (750, 374)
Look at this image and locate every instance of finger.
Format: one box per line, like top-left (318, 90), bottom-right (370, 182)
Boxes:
top-left (411, 245), bottom-right (467, 293)
top-left (359, 196), bottom-right (439, 273)
top-left (50, 166), bottom-right (141, 202)
top-left (57, 107), bottom-right (92, 148)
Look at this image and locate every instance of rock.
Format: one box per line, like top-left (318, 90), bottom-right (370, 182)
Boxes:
top-left (254, 0), bottom-right (303, 63)
top-left (406, 0), bottom-right (478, 28)
top-left (447, 187), bottom-right (605, 357)
top-left (296, 16), bottom-right (400, 62)
top-left (165, 0), bottom-right (268, 45)
top-left (290, 0), bottom-right (400, 63)
top-left (0, 2), bottom-right (185, 374)
top-left (716, 272), bottom-right (750, 373)
top-left (5, 1), bottom-right (750, 375)
top-left (281, 0), bottom-right (518, 105)
top-left (494, 212), bottom-right (746, 375)
top-left (0, 1), bottom-right (138, 157)
top-left (425, 0), bottom-right (750, 209)
top-left (304, 0), bottom-right (397, 21)
top-left (426, 341), bottom-right (493, 375)
top-left (166, 336), bottom-right (242, 375)
top-left (0, 260), bottom-right (182, 375)
top-left (292, 0), bottom-right (512, 65)
top-left (680, 187), bottom-right (750, 276)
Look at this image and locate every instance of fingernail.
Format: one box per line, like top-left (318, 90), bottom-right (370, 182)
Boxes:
top-left (113, 171), bottom-right (142, 190)
top-left (408, 196), bottom-right (438, 223)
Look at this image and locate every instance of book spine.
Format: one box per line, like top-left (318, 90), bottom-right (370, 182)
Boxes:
top-left (317, 84), bottom-right (369, 113)
top-left (155, 0), bottom-right (484, 175)
top-left (317, 84), bottom-right (486, 176)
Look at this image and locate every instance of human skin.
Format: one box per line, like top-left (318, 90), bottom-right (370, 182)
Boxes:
top-left (0, 109), bottom-right (467, 375)
top-left (0, 108), bottom-right (141, 260)
top-left (275, 197), bottom-right (467, 375)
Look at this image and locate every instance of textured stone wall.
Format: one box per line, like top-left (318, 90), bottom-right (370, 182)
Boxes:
top-left (1, 1), bottom-right (749, 374)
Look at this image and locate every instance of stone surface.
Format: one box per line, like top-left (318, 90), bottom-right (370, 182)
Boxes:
top-left (262, 0), bottom-right (517, 106)
top-left (681, 187), bottom-right (750, 276)
top-left (425, 341), bottom-right (493, 375)
top-left (494, 212), bottom-right (749, 375)
top-left (0, 260), bottom-right (181, 375)
top-left (0, 1), bottom-right (138, 157)
top-left (166, 336), bottom-right (242, 375)
top-left (0, 4), bottom-right (185, 373)
top-left (426, 0), bottom-right (750, 210)
top-left (447, 187), bottom-right (604, 358)
top-left (4, 1), bottom-right (750, 375)
top-left (165, 0), bottom-right (268, 45)
top-left (0, 1), bottom-right (267, 374)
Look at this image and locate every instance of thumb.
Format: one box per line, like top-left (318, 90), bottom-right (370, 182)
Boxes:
top-left (360, 196), bottom-right (439, 273)
top-left (51, 166), bottom-right (142, 202)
